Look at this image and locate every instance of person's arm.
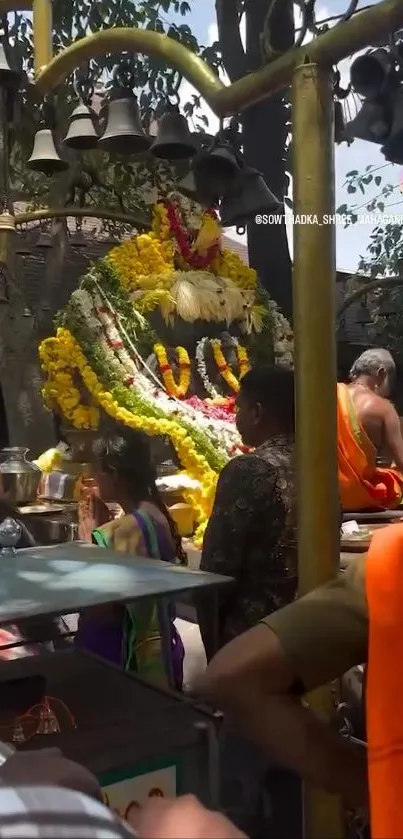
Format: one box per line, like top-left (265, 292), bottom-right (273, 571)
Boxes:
top-left (198, 559), bottom-right (369, 809)
top-left (195, 455), bottom-right (277, 661)
top-left (383, 401), bottom-right (403, 471)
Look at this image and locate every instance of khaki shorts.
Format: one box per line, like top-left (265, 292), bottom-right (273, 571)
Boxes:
top-left (262, 557), bottom-right (368, 692)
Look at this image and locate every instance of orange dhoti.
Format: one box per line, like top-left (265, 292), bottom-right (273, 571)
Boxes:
top-left (367, 524), bottom-right (403, 838)
top-left (337, 382), bottom-right (403, 510)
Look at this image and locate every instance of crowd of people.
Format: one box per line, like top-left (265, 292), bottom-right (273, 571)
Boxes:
top-left (1, 348), bottom-right (403, 836)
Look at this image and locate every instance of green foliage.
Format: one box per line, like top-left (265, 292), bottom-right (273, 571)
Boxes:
top-left (337, 163), bottom-right (403, 279)
top-left (9, 1), bottom-right (221, 227)
top-left (339, 163), bottom-right (403, 362)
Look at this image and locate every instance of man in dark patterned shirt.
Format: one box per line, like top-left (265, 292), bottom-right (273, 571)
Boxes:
top-left (197, 365), bottom-right (297, 662)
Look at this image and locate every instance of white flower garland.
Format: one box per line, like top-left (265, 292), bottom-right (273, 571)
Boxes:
top-left (195, 337), bottom-right (222, 400)
top-left (91, 293), bottom-right (242, 458)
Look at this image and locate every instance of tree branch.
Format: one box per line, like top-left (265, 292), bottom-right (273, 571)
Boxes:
top-left (215, 0), bottom-right (247, 83)
top-left (337, 275), bottom-right (403, 320)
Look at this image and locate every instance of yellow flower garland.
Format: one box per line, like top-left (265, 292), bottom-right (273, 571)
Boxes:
top-left (211, 249), bottom-right (257, 290)
top-left (39, 336), bottom-right (100, 429)
top-left (106, 232), bottom-right (174, 294)
top-left (152, 202), bottom-right (171, 240)
top-left (237, 344), bottom-right (251, 379)
top-left (40, 328), bottom-right (218, 530)
top-left (154, 343), bottom-right (191, 399)
top-left (210, 340), bottom-right (250, 394)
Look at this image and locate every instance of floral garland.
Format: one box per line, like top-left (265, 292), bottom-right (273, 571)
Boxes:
top-left (195, 337), bottom-right (222, 401)
top-left (159, 199), bottom-right (221, 269)
top-left (39, 338), bottom-right (99, 430)
top-left (196, 336), bottom-right (250, 397)
top-left (211, 249), bottom-right (257, 291)
top-left (185, 395), bottom-right (235, 423)
top-left (106, 231), bottom-right (174, 295)
top-left (211, 339), bottom-right (242, 393)
top-left (91, 293), bottom-right (240, 462)
top-left (154, 343), bottom-right (191, 399)
top-left (39, 327), bottom-right (219, 537)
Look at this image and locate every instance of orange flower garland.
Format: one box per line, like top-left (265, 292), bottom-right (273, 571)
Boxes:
top-left (211, 339), bottom-right (250, 394)
top-left (154, 343), bottom-right (191, 399)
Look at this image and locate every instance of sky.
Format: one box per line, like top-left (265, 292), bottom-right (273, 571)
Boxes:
top-left (178, 0), bottom-right (402, 273)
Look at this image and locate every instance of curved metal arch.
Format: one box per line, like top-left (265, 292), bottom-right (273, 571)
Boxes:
top-left (35, 28), bottom-right (225, 113)
top-left (15, 206), bottom-right (150, 229)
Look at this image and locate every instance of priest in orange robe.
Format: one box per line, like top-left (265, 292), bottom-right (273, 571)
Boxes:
top-left (338, 348), bottom-right (403, 510)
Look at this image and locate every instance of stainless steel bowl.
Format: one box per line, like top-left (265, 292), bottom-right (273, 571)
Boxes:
top-left (1, 471), bottom-right (42, 505)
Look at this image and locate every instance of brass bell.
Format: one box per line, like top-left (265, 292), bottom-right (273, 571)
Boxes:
top-left (381, 87), bottom-right (403, 164)
top-left (350, 49), bottom-right (394, 99)
top-left (98, 89), bottom-right (150, 155)
top-left (220, 166), bottom-right (282, 228)
top-left (0, 41), bottom-right (22, 88)
top-left (150, 108), bottom-right (197, 160)
top-left (192, 143), bottom-right (239, 205)
top-left (27, 128), bottom-right (69, 175)
top-left (64, 102), bottom-right (98, 150)
top-left (36, 231), bottom-right (52, 249)
top-left (345, 102), bottom-right (390, 144)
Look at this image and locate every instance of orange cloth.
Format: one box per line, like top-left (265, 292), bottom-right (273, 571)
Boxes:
top-left (337, 382), bottom-right (403, 510)
top-left (366, 524), bottom-right (403, 838)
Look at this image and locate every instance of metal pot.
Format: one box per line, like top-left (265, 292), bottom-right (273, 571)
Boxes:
top-left (0, 447), bottom-right (42, 505)
top-left (0, 741), bottom-right (15, 767)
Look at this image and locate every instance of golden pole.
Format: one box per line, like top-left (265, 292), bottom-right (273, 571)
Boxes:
top-left (32, 0), bottom-right (52, 76)
top-left (35, 28), bottom-right (224, 104)
top-left (292, 61), bottom-right (342, 839)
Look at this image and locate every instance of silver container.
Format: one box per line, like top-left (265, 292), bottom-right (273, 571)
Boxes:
top-left (0, 447), bottom-right (42, 505)
top-left (0, 741), bottom-right (15, 767)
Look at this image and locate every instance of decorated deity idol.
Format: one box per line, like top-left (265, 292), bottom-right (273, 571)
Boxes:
top-left (38, 194), bottom-right (293, 544)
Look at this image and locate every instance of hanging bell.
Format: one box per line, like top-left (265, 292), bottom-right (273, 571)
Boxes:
top-left (381, 87), bottom-right (403, 164)
top-left (220, 166), bottom-right (282, 228)
top-left (27, 128), bottom-right (69, 176)
top-left (177, 171), bottom-right (209, 206)
top-left (98, 89), bottom-right (150, 155)
top-left (345, 102), bottom-right (390, 144)
top-left (150, 108), bottom-right (197, 160)
top-left (64, 102), bottom-right (98, 150)
top-left (192, 143), bottom-right (240, 205)
top-left (36, 231), bottom-right (52, 249)
top-left (0, 41), bottom-right (22, 89)
top-left (350, 49), bottom-right (394, 99)
top-left (15, 234), bottom-right (33, 255)
top-left (70, 229), bottom-right (87, 247)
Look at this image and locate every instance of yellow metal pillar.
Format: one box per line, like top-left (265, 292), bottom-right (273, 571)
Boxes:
top-left (292, 61), bottom-right (343, 839)
top-left (32, 0), bottom-right (52, 76)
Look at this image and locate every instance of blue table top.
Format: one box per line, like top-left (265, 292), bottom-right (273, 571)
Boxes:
top-left (0, 541), bottom-right (232, 626)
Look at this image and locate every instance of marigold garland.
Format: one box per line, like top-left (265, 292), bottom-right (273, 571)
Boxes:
top-left (39, 327), bottom-right (219, 534)
top-left (154, 343), bottom-right (191, 399)
top-left (106, 231), bottom-right (174, 294)
top-left (211, 339), bottom-right (250, 394)
top-left (39, 336), bottom-right (99, 430)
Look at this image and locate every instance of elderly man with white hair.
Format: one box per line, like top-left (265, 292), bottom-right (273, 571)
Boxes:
top-left (338, 347), bottom-right (403, 510)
